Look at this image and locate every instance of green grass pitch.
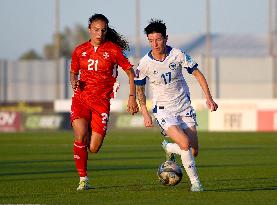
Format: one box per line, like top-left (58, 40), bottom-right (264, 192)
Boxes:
top-left (0, 130), bottom-right (276, 204)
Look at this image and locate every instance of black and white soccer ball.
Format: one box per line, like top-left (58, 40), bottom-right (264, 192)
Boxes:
top-left (157, 160), bottom-right (183, 186)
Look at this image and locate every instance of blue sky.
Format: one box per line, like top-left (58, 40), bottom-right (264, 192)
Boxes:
top-left (0, 0), bottom-right (269, 59)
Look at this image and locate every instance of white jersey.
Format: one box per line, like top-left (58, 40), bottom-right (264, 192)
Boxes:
top-left (134, 46), bottom-right (198, 114)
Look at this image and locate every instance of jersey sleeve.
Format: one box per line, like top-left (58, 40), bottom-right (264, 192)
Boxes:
top-left (115, 48), bottom-right (133, 71)
top-left (134, 59), bottom-right (147, 86)
top-left (180, 51), bottom-right (198, 74)
top-left (71, 48), bottom-right (80, 73)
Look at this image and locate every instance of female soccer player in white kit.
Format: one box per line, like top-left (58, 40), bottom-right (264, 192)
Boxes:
top-left (135, 19), bottom-right (218, 192)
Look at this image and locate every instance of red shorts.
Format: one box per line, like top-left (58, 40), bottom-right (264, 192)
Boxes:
top-left (71, 93), bottom-right (110, 136)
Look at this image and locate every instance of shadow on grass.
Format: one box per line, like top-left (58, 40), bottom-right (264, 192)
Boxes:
top-left (0, 164), bottom-right (158, 177)
top-left (207, 186), bottom-right (277, 192)
top-left (202, 146), bottom-right (272, 151)
top-left (205, 177), bottom-right (277, 192)
top-left (1, 156), bottom-right (162, 165)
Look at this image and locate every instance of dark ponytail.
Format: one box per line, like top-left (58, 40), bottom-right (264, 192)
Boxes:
top-left (106, 27), bottom-right (129, 51)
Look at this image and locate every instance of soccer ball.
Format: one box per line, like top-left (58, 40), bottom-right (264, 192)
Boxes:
top-left (157, 160), bottom-right (183, 186)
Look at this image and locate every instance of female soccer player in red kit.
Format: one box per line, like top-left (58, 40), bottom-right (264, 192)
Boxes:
top-left (70, 13), bottom-right (139, 190)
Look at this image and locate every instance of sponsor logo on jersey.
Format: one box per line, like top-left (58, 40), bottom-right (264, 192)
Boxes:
top-left (82, 52), bottom-right (87, 57)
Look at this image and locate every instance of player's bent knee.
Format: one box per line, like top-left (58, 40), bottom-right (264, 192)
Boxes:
top-left (74, 135), bottom-right (87, 143)
top-left (88, 145), bottom-right (100, 153)
top-left (179, 144), bottom-right (190, 151)
top-left (73, 129), bottom-right (88, 142)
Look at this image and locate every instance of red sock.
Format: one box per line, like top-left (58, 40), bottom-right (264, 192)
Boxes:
top-left (73, 141), bottom-right (88, 177)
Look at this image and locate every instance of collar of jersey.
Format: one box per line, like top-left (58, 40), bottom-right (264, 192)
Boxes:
top-left (87, 39), bottom-right (109, 49)
top-left (148, 45), bottom-right (172, 62)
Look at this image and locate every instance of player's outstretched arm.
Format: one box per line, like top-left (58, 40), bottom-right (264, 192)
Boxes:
top-left (136, 85), bottom-right (153, 127)
top-left (192, 68), bottom-right (218, 112)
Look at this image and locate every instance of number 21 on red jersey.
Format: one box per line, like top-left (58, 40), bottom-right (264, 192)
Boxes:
top-left (88, 59), bottom-right (98, 71)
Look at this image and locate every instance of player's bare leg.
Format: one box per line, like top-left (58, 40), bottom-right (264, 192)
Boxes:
top-left (183, 126), bottom-right (199, 157)
top-left (86, 124), bottom-right (92, 147)
top-left (88, 131), bottom-right (105, 153)
top-left (165, 125), bottom-right (190, 150)
top-left (163, 125), bottom-right (203, 191)
top-left (72, 118), bottom-right (89, 143)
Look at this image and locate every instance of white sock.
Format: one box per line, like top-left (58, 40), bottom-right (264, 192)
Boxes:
top-left (166, 143), bottom-right (182, 155)
top-left (180, 149), bottom-right (200, 185)
top-left (166, 143), bottom-right (200, 185)
top-left (80, 176), bottom-right (88, 182)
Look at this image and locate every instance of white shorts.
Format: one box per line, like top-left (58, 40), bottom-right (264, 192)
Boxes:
top-left (154, 105), bottom-right (198, 131)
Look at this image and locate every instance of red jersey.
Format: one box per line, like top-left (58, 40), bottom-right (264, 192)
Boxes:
top-left (71, 41), bottom-right (132, 100)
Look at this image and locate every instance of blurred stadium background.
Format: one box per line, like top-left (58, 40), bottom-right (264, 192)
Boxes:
top-left (1, 1), bottom-right (277, 204)
top-left (1, 0), bottom-right (277, 132)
